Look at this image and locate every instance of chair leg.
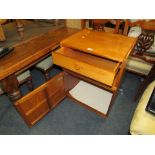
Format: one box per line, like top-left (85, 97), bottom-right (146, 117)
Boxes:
top-left (44, 71), bottom-right (50, 81)
top-left (26, 78), bottom-right (33, 91)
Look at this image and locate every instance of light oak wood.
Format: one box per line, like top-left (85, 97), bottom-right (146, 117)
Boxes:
top-left (0, 24), bottom-right (5, 41)
top-left (52, 29), bottom-right (136, 119)
top-left (53, 47), bottom-right (120, 87)
top-left (61, 29), bottom-right (136, 62)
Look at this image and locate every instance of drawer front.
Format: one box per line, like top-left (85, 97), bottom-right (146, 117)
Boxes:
top-left (15, 72), bottom-right (65, 127)
top-left (53, 52), bottom-right (115, 86)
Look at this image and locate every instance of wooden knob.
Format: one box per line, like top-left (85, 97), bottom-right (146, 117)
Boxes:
top-left (75, 64), bottom-right (81, 70)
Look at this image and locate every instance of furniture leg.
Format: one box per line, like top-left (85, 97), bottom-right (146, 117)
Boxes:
top-left (26, 78), bottom-right (33, 91)
top-left (135, 65), bottom-right (155, 100)
top-left (1, 74), bottom-right (22, 101)
top-left (0, 24), bottom-right (5, 41)
top-left (44, 71), bottom-right (50, 81)
top-left (15, 19), bottom-right (24, 40)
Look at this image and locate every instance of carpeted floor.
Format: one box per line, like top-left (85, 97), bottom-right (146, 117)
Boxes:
top-left (0, 65), bottom-right (142, 135)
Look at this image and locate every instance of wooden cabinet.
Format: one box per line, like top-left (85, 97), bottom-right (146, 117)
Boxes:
top-left (15, 70), bottom-right (115, 127)
top-left (14, 29), bottom-right (136, 127)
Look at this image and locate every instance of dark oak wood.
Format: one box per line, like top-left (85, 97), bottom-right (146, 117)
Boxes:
top-left (0, 27), bottom-right (79, 101)
top-left (135, 64), bottom-right (155, 101)
top-left (0, 27), bottom-right (79, 80)
top-left (15, 72), bottom-right (66, 127)
top-left (2, 74), bottom-right (21, 101)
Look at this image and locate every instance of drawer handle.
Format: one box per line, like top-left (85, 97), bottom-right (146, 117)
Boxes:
top-left (75, 64), bottom-right (81, 70)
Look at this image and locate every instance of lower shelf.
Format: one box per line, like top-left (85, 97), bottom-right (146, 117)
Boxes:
top-left (69, 80), bottom-right (113, 115)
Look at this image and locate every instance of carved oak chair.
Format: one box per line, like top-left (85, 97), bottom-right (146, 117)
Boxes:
top-left (123, 19), bottom-right (155, 76)
top-left (35, 56), bottom-right (53, 81)
top-left (0, 70), bottom-right (33, 95)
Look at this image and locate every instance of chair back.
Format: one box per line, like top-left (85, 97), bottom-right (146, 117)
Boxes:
top-left (92, 19), bottom-right (122, 34)
top-left (123, 20), bottom-right (155, 56)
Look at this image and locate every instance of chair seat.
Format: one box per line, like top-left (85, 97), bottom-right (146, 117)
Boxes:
top-left (126, 56), bottom-right (153, 75)
top-left (16, 70), bottom-right (31, 82)
top-left (35, 56), bottom-right (53, 71)
top-left (130, 80), bottom-right (155, 135)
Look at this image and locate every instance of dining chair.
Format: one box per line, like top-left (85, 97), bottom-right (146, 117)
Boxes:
top-left (123, 19), bottom-right (155, 76)
top-left (90, 19), bottom-right (123, 34)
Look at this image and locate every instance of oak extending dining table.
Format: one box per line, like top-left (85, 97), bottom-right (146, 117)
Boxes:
top-left (0, 27), bottom-right (79, 101)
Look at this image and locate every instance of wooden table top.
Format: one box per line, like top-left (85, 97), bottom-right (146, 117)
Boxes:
top-left (61, 29), bottom-right (137, 62)
top-left (0, 27), bottom-right (79, 80)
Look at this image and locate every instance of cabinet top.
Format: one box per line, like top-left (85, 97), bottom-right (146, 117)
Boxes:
top-left (61, 29), bottom-right (137, 62)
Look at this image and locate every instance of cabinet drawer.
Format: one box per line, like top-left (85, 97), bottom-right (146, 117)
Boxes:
top-left (15, 72), bottom-right (66, 127)
top-left (52, 47), bottom-right (120, 87)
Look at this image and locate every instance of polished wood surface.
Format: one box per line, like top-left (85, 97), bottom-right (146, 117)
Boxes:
top-left (53, 47), bottom-right (120, 86)
top-left (61, 29), bottom-right (136, 62)
top-left (52, 29), bottom-right (136, 118)
top-left (0, 27), bottom-right (79, 80)
top-left (0, 27), bottom-right (79, 101)
top-left (15, 27), bottom-right (136, 126)
top-left (15, 72), bottom-right (66, 127)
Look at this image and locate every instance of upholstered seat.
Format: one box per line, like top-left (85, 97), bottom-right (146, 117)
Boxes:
top-left (35, 56), bottom-right (53, 81)
top-left (0, 70), bottom-right (33, 95)
top-left (16, 70), bottom-right (31, 82)
top-left (36, 56), bottom-right (53, 70)
top-left (130, 80), bottom-right (155, 135)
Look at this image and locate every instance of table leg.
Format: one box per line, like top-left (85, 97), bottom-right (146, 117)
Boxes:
top-left (1, 74), bottom-right (22, 101)
top-left (15, 20), bottom-right (24, 40)
top-left (135, 65), bottom-right (155, 100)
top-left (0, 24), bottom-right (6, 41)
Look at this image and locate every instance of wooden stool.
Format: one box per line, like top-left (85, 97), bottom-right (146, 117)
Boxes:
top-left (35, 56), bottom-right (53, 81)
